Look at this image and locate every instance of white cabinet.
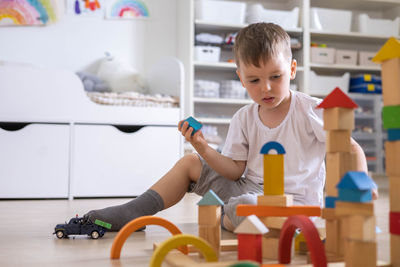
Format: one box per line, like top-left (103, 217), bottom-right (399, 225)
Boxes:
top-left (72, 125), bottom-right (180, 197)
top-left (0, 124), bottom-right (70, 198)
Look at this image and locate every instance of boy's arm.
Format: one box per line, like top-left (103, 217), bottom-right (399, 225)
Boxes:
top-left (350, 138), bottom-right (378, 199)
top-left (179, 120), bottom-right (246, 181)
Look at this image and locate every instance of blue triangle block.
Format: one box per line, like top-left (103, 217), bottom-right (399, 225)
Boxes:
top-left (197, 189), bottom-right (224, 206)
top-left (337, 171), bottom-right (377, 191)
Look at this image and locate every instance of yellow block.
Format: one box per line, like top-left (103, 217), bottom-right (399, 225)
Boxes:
top-left (263, 154), bottom-right (284, 195)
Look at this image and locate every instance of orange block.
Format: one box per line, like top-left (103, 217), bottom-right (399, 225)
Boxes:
top-left (236, 205), bottom-right (321, 217)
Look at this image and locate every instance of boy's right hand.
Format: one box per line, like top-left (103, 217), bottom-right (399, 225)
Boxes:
top-left (178, 120), bottom-right (208, 154)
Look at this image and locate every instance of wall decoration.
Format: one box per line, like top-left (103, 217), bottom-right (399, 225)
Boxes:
top-left (0, 0), bottom-right (58, 26)
top-left (67, 0), bottom-right (104, 17)
top-left (105, 0), bottom-right (149, 19)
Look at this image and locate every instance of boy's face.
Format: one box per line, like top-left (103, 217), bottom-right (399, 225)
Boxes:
top-left (236, 51), bottom-right (296, 111)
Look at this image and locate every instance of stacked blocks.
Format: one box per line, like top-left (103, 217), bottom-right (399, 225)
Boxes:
top-left (335, 171), bottom-right (377, 267)
top-left (316, 87), bottom-right (358, 258)
top-left (373, 37), bottom-right (400, 267)
top-left (197, 189), bottom-right (224, 257)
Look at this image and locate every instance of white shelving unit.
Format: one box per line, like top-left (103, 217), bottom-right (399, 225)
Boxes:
top-left (177, 0), bottom-right (399, 172)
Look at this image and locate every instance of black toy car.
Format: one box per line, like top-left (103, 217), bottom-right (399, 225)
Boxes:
top-left (53, 216), bottom-right (111, 239)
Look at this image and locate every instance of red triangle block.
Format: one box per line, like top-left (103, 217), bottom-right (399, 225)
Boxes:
top-left (316, 87), bottom-right (358, 109)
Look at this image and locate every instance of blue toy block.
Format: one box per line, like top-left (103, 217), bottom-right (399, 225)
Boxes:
top-left (388, 129), bottom-right (400, 141)
top-left (197, 189), bottom-right (224, 206)
top-left (260, 141), bottom-right (286, 154)
top-left (338, 188), bottom-right (372, 203)
top-left (183, 116), bottom-right (202, 135)
top-left (325, 196), bottom-right (338, 208)
top-left (336, 171), bottom-right (377, 191)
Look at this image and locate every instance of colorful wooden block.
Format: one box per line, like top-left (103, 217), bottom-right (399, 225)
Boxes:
top-left (259, 216), bottom-right (287, 229)
top-left (325, 152), bottom-right (355, 196)
top-left (325, 196), bottom-right (338, 208)
top-left (234, 215), bottom-right (269, 235)
top-left (347, 215), bottom-right (376, 241)
top-left (344, 239), bottom-right (377, 267)
top-left (391, 234), bottom-right (400, 267)
top-left (325, 219), bottom-right (340, 254)
top-left (338, 189), bottom-right (372, 203)
top-left (263, 154), bottom-right (284, 195)
top-left (183, 116), bottom-right (203, 135)
top-left (383, 105), bottom-right (400, 129)
top-left (198, 206), bottom-right (221, 226)
top-left (381, 58), bottom-right (400, 106)
top-left (372, 37), bottom-right (400, 63)
top-left (197, 189), bottom-right (224, 206)
top-left (385, 141), bottom-right (400, 176)
top-left (326, 130), bottom-right (351, 153)
top-left (236, 205), bottom-right (321, 217)
top-left (237, 234), bottom-right (263, 263)
top-left (389, 176), bottom-right (400, 212)
top-left (262, 236), bottom-right (279, 260)
top-left (257, 195), bottom-right (293, 207)
top-left (390, 212), bottom-right (400, 235)
top-left (323, 107), bottom-right (355, 130)
top-left (316, 87), bottom-right (359, 109)
top-left (335, 201), bottom-right (374, 217)
top-left (199, 224), bottom-right (221, 257)
top-left (388, 129), bottom-right (400, 141)
top-left (321, 208), bottom-right (337, 220)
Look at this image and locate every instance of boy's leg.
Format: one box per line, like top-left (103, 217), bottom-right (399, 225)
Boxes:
top-left (84, 154), bottom-right (202, 231)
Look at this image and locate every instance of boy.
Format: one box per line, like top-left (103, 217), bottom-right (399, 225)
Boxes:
top-left (84, 23), bottom-right (372, 231)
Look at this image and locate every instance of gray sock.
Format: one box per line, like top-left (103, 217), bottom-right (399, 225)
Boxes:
top-left (84, 189), bottom-right (164, 231)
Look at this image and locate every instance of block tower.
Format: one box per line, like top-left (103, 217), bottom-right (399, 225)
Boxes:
top-left (316, 87), bottom-right (358, 259)
top-left (335, 171), bottom-right (377, 267)
top-left (372, 37), bottom-right (400, 267)
top-left (197, 189), bottom-right (224, 257)
top-left (258, 141), bottom-right (292, 259)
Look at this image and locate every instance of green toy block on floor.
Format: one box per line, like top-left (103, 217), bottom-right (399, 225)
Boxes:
top-left (382, 105), bottom-right (400, 129)
top-left (94, 219), bottom-right (112, 229)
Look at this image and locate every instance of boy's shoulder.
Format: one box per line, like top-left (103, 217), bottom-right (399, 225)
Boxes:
top-left (293, 90), bottom-right (323, 108)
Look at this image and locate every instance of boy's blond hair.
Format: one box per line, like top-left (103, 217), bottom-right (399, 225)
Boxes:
top-left (234, 23), bottom-right (292, 68)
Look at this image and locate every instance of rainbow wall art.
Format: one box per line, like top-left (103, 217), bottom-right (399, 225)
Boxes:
top-left (105, 0), bottom-right (149, 19)
top-left (0, 0), bottom-right (57, 26)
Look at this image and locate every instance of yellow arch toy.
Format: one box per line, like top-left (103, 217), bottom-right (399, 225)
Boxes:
top-left (149, 234), bottom-right (218, 267)
top-left (110, 216), bottom-right (188, 259)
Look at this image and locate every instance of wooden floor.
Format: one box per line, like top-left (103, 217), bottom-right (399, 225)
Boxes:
top-left (0, 176), bottom-right (390, 267)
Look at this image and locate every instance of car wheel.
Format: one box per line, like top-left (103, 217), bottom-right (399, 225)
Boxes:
top-left (56, 230), bottom-right (65, 239)
top-left (91, 231), bottom-right (100, 239)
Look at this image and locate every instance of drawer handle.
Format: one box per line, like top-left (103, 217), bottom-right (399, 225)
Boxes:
top-left (0, 123), bottom-right (30, 131)
top-left (112, 125), bottom-right (145, 133)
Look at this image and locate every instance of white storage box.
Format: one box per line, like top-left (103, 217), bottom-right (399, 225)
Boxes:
top-left (194, 80), bottom-right (220, 98)
top-left (336, 50), bottom-right (357, 65)
top-left (246, 4), bottom-right (299, 29)
top-left (195, 0), bottom-right (246, 25)
top-left (195, 46), bottom-right (221, 62)
top-left (220, 80), bottom-right (247, 99)
top-left (310, 71), bottom-right (350, 95)
top-left (311, 47), bottom-right (335, 64)
top-left (311, 7), bottom-right (352, 33)
top-left (357, 14), bottom-right (400, 36)
top-left (359, 51), bottom-right (376, 66)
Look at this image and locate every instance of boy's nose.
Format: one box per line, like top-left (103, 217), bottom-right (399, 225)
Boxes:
top-left (261, 82), bottom-right (271, 92)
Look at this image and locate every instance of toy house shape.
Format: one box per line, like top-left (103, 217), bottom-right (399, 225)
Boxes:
top-left (197, 189), bottom-right (224, 225)
top-left (336, 171), bottom-right (377, 203)
top-left (316, 87), bottom-right (358, 130)
top-left (372, 37), bottom-right (400, 106)
top-left (234, 215), bottom-right (269, 264)
top-left (260, 141), bottom-right (286, 196)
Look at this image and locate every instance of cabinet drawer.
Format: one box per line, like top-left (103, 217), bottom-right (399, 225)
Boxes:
top-left (72, 125), bottom-right (181, 197)
top-left (0, 123), bottom-right (70, 198)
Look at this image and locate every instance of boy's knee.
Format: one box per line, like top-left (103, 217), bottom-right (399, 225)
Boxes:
top-left (224, 193), bottom-right (258, 228)
top-left (177, 153), bottom-right (202, 181)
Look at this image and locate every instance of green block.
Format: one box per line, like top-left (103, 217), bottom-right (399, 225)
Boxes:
top-left (382, 106), bottom-right (400, 129)
top-left (197, 189), bottom-right (224, 206)
top-left (94, 219), bottom-right (112, 229)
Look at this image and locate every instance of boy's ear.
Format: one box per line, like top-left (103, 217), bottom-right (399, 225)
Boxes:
top-left (290, 59), bottom-right (297, 80)
top-left (236, 69), bottom-right (245, 87)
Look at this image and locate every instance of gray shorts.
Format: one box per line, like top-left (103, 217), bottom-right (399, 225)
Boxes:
top-left (188, 156), bottom-right (263, 228)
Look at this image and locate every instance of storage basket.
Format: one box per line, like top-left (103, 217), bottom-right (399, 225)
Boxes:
top-left (194, 46), bottom-right (221, 62)
top-left (310, 7), bottom-right (352, 33)
top-left (195, 0), bottom-right (246, 25)
top-left (311, 47), bottom-right (335, 64)
top-left (194, 80), bottom-right (220, 98)
top-left (310, 71), bottom-right (350, 95)
top-left (357, 14), bottom-right (400, 36)
top-left (246, 4), bottom-right (299, 29)
top-left (219, 80), bottom-right (247, 99)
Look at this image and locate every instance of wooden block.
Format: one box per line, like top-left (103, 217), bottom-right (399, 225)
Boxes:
top-left (220, 239), bottom-right (238, 251)
top-left (347, 215), bottom-right (376, 241)
top-left (323, 107), bottom-right (355, 130)
top-left (236, 205), bottom-right (321, 217)
top-left (325, 219), bottom-right (340, 254)
top-left (322, 208), bottom-right (337, 220)
top-left (326, 130), bottom-right (351, 153)
top-left (344, 239), bottom-right (377, 267)
top-left (257, 195), bottom-right (293, 207)
top-left (339, 217), bottom-right (349, 256)
top-left (390, 176), bottom-right (400, 212)
top-left (198, 206), bottom-right (221, 226)
top-left (198, 225), bottom-right (220, 256)
top-left (259, 216), bottom-right (287, 229)
top-left (238, 234), bottom-right (263, 263)
top-left (385, 141), bottom-right (400, 176)
top-left (262, 236), bottom-right (279, 260)
top-left (390, 212), bottom-right (400, 235)
top-left (391, 234), bottom-right (400, 267)
top-left (335, 201), bottom-right (374, 217)
top-left (264, 228), bottom-right (281, 238)
top-left (263, 154), bottom-right (284, 195)
top-left (383, 105), bottom-right (400, 129)
top-left (381, 58), bottom-right (400, 106)
top-left (326, 152), bottom-right (354, 196)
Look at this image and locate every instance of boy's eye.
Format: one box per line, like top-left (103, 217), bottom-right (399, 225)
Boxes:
top-left (271, 75), bottom-right (281, 79)
top-left (249, 79), bottom-right (259, 83)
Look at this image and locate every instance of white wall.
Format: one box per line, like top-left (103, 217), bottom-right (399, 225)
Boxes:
top-left (0, 0), bottom-right (177, 74)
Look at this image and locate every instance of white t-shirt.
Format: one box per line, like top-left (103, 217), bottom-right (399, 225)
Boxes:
top-left (222, 90), bottom-right (326, 206)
